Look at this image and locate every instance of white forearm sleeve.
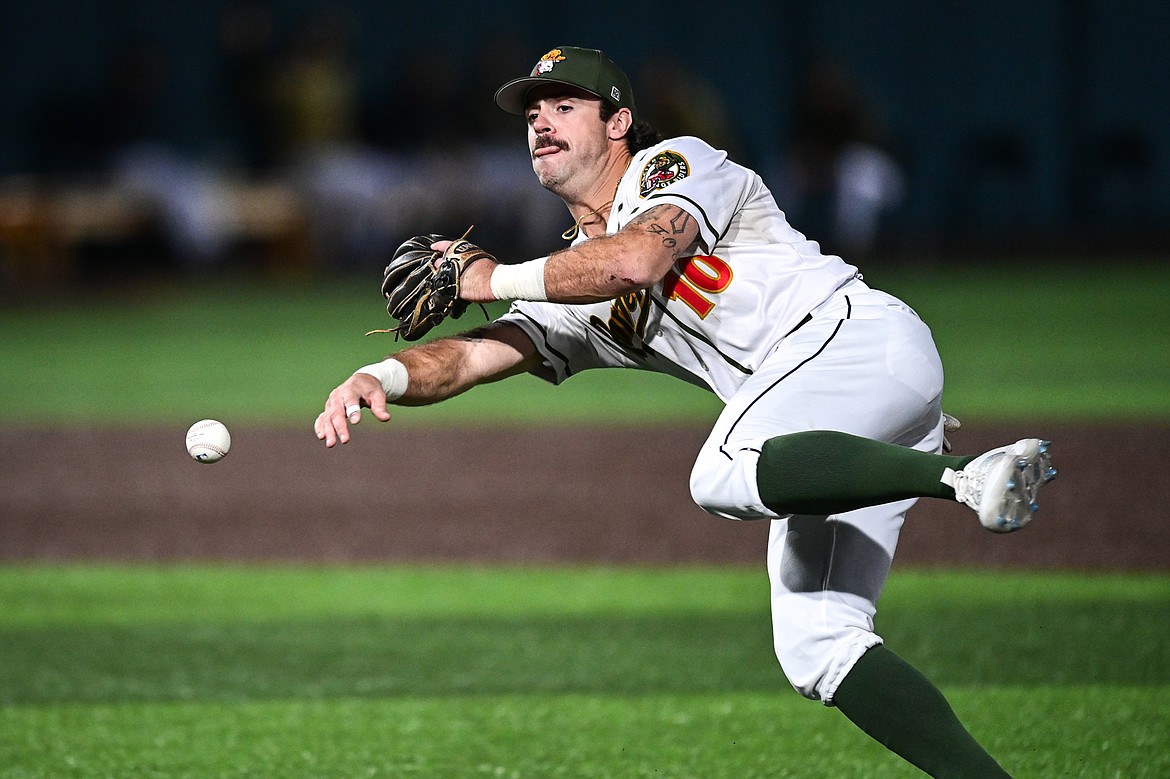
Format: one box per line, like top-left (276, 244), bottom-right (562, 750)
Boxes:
top-left (489, 256), bottom-right (549, 301)
top-left (354, 358), bottom-right (409, 401)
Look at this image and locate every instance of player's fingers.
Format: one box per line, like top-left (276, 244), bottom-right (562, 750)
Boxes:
top-left (321, 389), bottom-right (359, 446)
top-left (319, 373), bottom-right (385, 447)
top-left (330, 403), bottom-right (352, 445)
top-left (428, 241), bottom-right (453, 270)
top-left (368, 391), bottom-right (392, 422)
top-left (344, 402), bottom-right (362, 424)
top-left (314, 410), bottom-right (343, 448)
top-left (347, 372), bottom-right (392, 423)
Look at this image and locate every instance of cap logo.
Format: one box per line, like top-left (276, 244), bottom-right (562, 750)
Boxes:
top-left (639, 150), bottom-right (690, 197)
top-left (532, 48), bottom-right (566, 76)
top-left (610, 86), bottom-right (621, 102)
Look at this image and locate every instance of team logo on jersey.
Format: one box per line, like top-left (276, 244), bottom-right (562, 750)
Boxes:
top-left (532, 49), bottom-right (566, 75)
top-left (639, 150), bottom-right (690, 197)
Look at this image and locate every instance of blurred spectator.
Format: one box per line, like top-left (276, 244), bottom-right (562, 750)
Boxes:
top-left (35, 40), bottom-right (237, 269)
top-left (217, 1), bottom-right (280, 174)
top-left (269, 7), bottom-right (361, 160)
top-left (457, 38), bottom-right (567, 260)
top-left (300, 37), bottom-right (565, 269)
top-left (263, 6), bottom-right (389, 269)
top-left (774, 59), bottom-right (905, 259)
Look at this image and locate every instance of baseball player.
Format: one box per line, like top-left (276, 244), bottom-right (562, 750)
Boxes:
top-left (315, 46), bottom-right (1055, 777)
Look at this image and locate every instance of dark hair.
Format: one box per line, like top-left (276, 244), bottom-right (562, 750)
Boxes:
top-left (599, 103), bottom-right (663, 154)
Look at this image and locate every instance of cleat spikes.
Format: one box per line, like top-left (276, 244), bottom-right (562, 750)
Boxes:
top-left (951, 438), bottom-right (1055, 533)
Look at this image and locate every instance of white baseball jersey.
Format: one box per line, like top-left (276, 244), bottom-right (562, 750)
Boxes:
top-left (498, 134), bottom-right (947, 706)
top-left (498, 136), bottom-right (860, 400)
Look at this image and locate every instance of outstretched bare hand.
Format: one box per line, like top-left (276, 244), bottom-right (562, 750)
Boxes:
top-left (314, 372), bottom-right (392, 447)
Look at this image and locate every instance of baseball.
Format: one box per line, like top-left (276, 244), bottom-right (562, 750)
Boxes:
top-left (185, 419), bottom-right (231, 463)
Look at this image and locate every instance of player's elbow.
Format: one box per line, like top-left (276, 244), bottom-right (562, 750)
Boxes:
top-left (605, 258), bottom-right (660, 292)
top-left (605, 235), bottom-right (674, 291)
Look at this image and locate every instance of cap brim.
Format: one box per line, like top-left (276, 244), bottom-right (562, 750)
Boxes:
top-left (494, 76), bottom-right (604, 115)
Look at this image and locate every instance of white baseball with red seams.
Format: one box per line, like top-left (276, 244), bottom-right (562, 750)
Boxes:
top-left (185, 419), bottom-right (231, 463)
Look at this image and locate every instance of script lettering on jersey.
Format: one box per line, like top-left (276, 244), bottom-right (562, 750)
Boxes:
top-left (589, 289), bottom-right (653, 356)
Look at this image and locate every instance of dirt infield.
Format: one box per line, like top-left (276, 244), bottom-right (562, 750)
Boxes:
top-left (3, 423), bottom-right (1166, 570)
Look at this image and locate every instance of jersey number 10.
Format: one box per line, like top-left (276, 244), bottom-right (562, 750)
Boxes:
top-left (663, 255), bottom-right (733, 318)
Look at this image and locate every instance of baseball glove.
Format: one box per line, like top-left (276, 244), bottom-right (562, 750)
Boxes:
top-left (367, 230), bottom-right (494, 341)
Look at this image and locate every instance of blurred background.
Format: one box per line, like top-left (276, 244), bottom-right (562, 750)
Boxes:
top-left (0, 1), bottom-right (1167, 581)
top-left (1, 0), bottom-right (1167, 293)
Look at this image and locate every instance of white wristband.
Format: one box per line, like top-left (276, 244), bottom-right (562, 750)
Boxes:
top-left (490, 256), bottom-right (549, 301)
top-left (354, 358), bottom-right (409, 401)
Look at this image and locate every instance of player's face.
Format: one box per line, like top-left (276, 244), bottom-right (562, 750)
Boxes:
top-left (524, 87), bottom-right (610, 193)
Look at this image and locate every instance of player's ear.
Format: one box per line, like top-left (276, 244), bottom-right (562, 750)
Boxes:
top-left (607, 107), bottom-right (633, 140)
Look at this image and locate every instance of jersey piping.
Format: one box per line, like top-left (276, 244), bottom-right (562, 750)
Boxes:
top-left (648, 294), bottom-right (753, 376)
top-left (514, 309), bottom-right (577, 378)
top-left (717, 296), bottom-right (854, 461)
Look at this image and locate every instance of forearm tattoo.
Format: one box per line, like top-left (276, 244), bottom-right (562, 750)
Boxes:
top-left (635, 206), bottom-right (694, 258)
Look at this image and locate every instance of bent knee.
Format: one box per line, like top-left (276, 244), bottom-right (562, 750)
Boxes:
top-left (774, 628), bottom-right (882, 704)
top-left (689, 446), bottom-right (774, 520)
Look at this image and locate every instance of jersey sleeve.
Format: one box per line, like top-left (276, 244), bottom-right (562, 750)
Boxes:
top-left (496, 300), bottom-right (639, 385)
top-left (632, 136), bottom-right (752, 254)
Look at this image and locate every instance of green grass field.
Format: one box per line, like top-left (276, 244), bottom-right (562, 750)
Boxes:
top-left (2, 566), bottom-right (1168, 778)
top-left (1, 259), bottom-right (1168, 427)
top-left (2, 262), bottom-right (1168, 776)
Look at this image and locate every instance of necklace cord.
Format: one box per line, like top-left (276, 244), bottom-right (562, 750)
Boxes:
top-left (561, 199), bottom-right (614, 241)
top-left (560, 164), bottom-right (629, 241)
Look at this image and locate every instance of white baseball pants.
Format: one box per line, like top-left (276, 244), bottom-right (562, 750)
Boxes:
top-left (688, 277), bottom-right (946, 703)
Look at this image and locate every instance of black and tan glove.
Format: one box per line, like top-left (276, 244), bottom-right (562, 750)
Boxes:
top-left (368, 231), bottom-right (494, 341)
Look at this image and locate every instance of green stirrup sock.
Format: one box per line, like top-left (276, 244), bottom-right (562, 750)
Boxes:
top-left (835, 646), bottom-right (1011, 778)
top-left (756, 431), bottom-right (974, 515)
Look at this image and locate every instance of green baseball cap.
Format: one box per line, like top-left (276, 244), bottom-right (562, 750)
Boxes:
top-left (494, 46), bottom-right (637, 118)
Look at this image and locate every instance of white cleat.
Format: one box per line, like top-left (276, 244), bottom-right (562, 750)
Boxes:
top-left (946, 439), bottom-right (1057, 533)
